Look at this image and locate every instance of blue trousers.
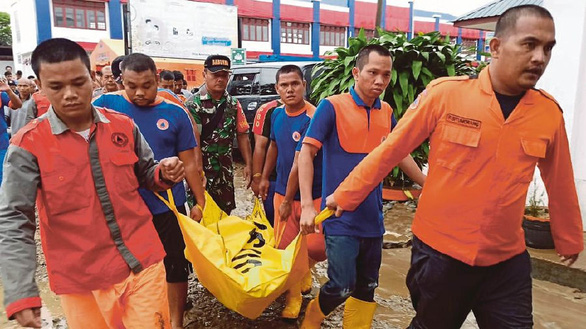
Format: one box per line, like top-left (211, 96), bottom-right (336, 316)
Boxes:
top-left (407, 235), bottom-right (533, 329)
top-left (318, 235), bottom-right (383, 315)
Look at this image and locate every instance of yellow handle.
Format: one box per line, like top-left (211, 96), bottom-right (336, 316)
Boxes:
top-left (154, 190), bottom-right (177, 212)
top-left (314, 208), bottom-right (335, 225)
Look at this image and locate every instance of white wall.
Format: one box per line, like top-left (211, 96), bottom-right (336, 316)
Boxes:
top-left (242, 40), bottom-right (272, 53)
top-left (281, 43), bottom-right (312, 55)
top-left (539, 0), bottom-right (586, 228)
top-left (320, 45), bottom-right (337, 55)
top-left (10, 0), bottom-right (37, 76)
top-left (49, 1), bottom-right (111, 43)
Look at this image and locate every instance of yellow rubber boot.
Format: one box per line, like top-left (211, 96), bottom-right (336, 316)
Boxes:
top-left (301, 270), bottom-right (313, 295)
top-left (300, 295), bottom-right (326, 329)
top-left (342, 297), bottom-right (377, 329)
top-left (281, 282), bottom-right (303, 319)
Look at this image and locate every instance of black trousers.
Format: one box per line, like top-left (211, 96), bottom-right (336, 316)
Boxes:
top-left (407, 235), bottom-right (533, 329)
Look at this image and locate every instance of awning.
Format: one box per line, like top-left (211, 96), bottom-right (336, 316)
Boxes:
top-left (453, 0), bottom-right (543, 31)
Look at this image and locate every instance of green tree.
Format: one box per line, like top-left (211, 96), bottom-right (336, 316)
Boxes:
top-left (0, 12), bottom-right (11, 46)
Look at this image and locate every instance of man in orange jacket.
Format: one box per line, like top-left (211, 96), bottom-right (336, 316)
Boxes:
top-left (0, 38), bottom-right (184, 328)
top-left (321, 5), bottom-right (583, 329)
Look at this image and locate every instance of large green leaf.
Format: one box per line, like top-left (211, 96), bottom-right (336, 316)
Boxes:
top-left (392, 88), bottom-right (404, 114)
top-left (399, 70), bottom-right (409, 95)
top-left (446, 64), bottom-right (455, 76)
top-left (412, 60), bottom-right (422, 80)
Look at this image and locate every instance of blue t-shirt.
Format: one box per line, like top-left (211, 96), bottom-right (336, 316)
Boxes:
top-left (304, 87), bottom-right (396, 237)
top-left (0, 92), bottom-right (10, 150)
top-left (93, 92), bottom-right (197, 215)
top-left (270, 105), bottom-right (321, 200)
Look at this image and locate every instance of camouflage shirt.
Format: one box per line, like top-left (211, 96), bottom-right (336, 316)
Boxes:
top-left (185, 86), bottom-right (249, 213)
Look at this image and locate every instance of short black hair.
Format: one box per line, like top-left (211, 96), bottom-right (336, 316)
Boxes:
top-left (275, 65), bottom-right (303, 83)
top-left (4, 71), bottom-right (11, 77)
top-left (173, 70), bottom-right (184, 81)
top-left (31, 38), bottom-right (91, 79)
top-left (120, 53), bottom-right (157, 74)
top-left (111, 55), bottom-right (125, 79)
top-left (16, 70), bottom-right (22, 75)
top-left (160, 70), bottom-right (175, 81)
top-left (495, 5), bottom-right (553, 38)
top-left (356, 44), bottom-right (392, 70)
top-left (27, 75), bottom-right (35, 80)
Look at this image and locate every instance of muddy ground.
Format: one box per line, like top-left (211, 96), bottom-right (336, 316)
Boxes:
top-left (182, 163), bottom-right (416, 329)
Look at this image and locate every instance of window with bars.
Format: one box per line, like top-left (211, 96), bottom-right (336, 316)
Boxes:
top-left (354, 28), bottom-right (375, 39)
top-left (52, 0), bottom-right (106, 30)
top-left (281, 21), bottom-right (310, 45)
top-left (320, 25), bottom-right (346, 46)
top-left (354, 27), bottom-right (374, 39)
top-left (242, 18), bottom-right (270, 42)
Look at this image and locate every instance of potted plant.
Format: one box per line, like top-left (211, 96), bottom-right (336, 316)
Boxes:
top-left (522, 181), bottom-right (554, 249)
top-left (311, 29), bottom-right (477, 200)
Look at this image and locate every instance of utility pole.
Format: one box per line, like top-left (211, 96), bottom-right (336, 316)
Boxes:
top-left (375, 0), bottom-right (384, 36)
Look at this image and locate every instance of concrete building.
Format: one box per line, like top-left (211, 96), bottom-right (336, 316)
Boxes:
top-left (9, 0), bottom-right (484, 76)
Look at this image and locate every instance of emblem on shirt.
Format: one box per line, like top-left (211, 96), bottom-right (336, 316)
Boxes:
top-left (111, 132), bottom-right (129, 147)
top-left (157, 118), bottom-right (169, 131)
top-left (410, 90), bottom-right (427, 110)
top-left (446, 113), bottom-right (482, 129)
top-left (292, 131), bottom-right (301, 142)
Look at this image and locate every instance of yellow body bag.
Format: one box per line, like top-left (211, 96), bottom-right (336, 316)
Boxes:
top-left (156, 190), bottom-right (309, 319)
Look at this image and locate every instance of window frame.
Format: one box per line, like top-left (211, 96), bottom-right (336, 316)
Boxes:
top-left (354, 28), bottom-right (375, 40)
top-left (321, 25), bottom-right (346, 47)
top-left (241, 17), bottom-right (270, 42)
top-left (281, 21), bottom-right (310, 45)
top-left (52, 0), bottom-right (107, 31)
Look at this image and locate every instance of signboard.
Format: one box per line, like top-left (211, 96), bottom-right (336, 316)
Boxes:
top-left (129, 0), bottom-right (238, 60)
top-left (231, 48), bottom-right (247, 65)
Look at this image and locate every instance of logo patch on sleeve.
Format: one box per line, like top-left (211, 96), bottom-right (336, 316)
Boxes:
top-left (111, 132), bottom-right (129, 147)
top-left (292, 131), bottom-right (301, 142)
top-left (446, 113), bottom-right (482, 129)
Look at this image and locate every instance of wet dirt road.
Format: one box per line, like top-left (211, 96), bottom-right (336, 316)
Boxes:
top-left (1, 163), bottom-right (585, 328)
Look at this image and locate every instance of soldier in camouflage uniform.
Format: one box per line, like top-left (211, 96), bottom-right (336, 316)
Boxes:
top-left (185, 55), bottom-right (252, 214)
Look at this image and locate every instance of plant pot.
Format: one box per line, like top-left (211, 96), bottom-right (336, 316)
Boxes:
top-left (382, 187), bottom-right (422, 201)
top-left (522, 215), bottom-right (554, 249)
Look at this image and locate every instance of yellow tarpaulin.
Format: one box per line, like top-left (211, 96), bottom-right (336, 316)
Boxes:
top-left (157, 191), bottom-right (309, 319)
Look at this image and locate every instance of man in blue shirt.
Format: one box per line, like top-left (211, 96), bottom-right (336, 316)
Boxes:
top-left (259, 65), bottom-right (324, 320)
top-left (93, 53), bottom-right (205, 329)
top-left (0, 77), bottom-right (23, 185)
top-left (298, 45), bottom-right (426, 328)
